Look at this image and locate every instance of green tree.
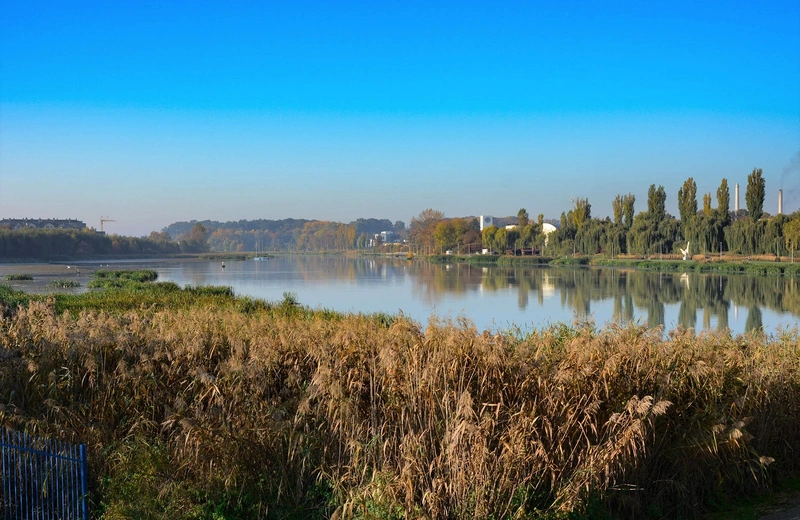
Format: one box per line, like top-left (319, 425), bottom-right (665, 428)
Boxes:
top-left (677, 177), bottom-right (698, 225)
top-left (481, 225), bottom-right (497, 251)
top-left (612, 195), bottom-right (624, 224)
top-left (746, 168), bottom-right (765, 221)
top-left (493, 227), bottom-right (508, 254)
top-left (572, 198), bottom-right (591, 229)
top-left (717, 178), bottom-right (730, 225)
top-left (622, 193), bottom-right (635, 230)
top-left (433, 220), bottom-right (458, 251)
top-left (647, 185), bottom-right (667, 221)
top-left (785, 217), bottom-right (800, 253)
top-left (517, 208), bottom-right (529, 228)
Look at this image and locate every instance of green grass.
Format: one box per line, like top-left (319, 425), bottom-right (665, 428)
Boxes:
top-left (0, 284), bottom-right (30, 311)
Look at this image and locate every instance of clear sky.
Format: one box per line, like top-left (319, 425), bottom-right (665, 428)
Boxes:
top-left (1, 0), bottom-right (799, 236)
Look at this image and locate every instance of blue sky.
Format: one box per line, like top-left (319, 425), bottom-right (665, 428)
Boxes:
top-left (1, 0), bottom-right (799, 236)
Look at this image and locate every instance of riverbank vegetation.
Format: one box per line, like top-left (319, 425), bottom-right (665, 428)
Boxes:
top-left (429, 253), bottom-right (800, 276)
top-left (1, 273), bottom-right (799, 519)
top-left (411, 170), bottom-right (800, 261)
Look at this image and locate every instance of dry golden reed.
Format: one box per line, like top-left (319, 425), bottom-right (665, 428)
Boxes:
top-left (1, 299), bottom-right (798, 519)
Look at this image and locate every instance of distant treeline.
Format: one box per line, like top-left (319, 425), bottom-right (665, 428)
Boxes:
top-left (163, 218), bottom-right (407, 252)
top-left (0, 227), bottom-right (206, 259)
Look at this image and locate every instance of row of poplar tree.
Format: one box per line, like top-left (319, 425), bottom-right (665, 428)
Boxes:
top-left (472, 168), bottom-right (799, 257)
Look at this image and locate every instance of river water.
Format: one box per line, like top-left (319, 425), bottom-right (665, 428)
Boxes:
top-left (2, 256), bottom-right (798, 334)
top-left (153, 256), bottom-right (798, 335)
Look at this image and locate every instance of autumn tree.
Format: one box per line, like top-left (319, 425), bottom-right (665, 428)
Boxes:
top-left (410, 209), bottom-right (444, 253)
top-left (746, 168), bottom-right (765, 221)
top-left (702, 193), bottom-right (712, 216)
top-left (182, 223), bottom-right (209, 253)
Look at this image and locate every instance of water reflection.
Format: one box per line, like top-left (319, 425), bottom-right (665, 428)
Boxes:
top-left (158, 256), bottom-right (800, 334)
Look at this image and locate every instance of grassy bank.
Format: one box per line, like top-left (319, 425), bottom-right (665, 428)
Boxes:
top-left (428, 254), bottom-right (800, 275)
top-left (1, 273), bottom-right (799, 519)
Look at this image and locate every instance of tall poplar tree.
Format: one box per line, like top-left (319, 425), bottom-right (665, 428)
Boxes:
top-left (677, 177), bottom-right (698, 224)
top-left (647, 185), bottom-right (666, 221)
top-left (746, 168), bottom-right (765, 221)
top-left (717, 178), bottom-right (730, 225)
top-left (703, 193), bottom-right (712, 216)
top-left (517, 208), bottom-right (529, 228)
top-left (612, 195), bottom-right (624, 224)
top-left (622, 194), bottom-right (635, 229)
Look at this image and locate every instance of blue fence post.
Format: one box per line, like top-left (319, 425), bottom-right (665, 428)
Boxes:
top-left (80, 444), bottom-right (88, 520)
top-left (0, 429), bottom-right (88, 519)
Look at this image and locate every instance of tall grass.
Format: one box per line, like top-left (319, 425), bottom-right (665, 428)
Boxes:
top-left (0, 285), bottom-right (798, 519)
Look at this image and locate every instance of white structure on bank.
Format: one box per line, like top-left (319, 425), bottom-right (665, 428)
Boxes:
top-left (680, 242), bottom-right (691, 261)
top-left (542, 222), bottom-right (558, 245)
top-left (480, 215), bottom-right (493, 231)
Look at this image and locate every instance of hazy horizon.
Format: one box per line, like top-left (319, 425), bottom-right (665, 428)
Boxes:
top-left (2, 1), bottom-right (799, 236)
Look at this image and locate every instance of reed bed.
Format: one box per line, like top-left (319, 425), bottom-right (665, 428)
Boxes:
top-left (4, 273), bottom-right (34, 281)
top-left (46, 278), bottom-right (81, 288)
top-left (0, 286), bottom-right (799, 519)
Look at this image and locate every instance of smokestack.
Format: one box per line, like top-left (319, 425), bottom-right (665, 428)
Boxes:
top-left (778, 189), bottom-right (783, 215)
top-left (735, 183), bottom-right (739, 213)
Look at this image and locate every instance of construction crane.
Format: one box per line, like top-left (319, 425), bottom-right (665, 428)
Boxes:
top-left (100, 216), bottom-right (116, 232)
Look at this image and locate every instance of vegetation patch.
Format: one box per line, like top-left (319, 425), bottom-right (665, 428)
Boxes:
top-left (47, 279), bottom-right (81, 288)
top-left (4, 273), bottom-right (33, 281)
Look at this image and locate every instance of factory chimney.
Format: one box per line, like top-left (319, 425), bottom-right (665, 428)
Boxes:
top-left (734, 183), bottom-right (739, 213)
top-left (778, 189), bottom-right (783, 215)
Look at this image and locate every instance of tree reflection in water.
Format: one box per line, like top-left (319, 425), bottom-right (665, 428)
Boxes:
top-left (405, 261), bottom-right (798, 332)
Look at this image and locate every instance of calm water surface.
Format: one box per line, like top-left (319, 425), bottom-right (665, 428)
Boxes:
top-left (150, 256), bottom-right (799, 335)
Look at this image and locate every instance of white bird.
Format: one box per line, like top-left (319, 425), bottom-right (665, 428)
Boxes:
top-left (680, 242), bottom-right (691, 261)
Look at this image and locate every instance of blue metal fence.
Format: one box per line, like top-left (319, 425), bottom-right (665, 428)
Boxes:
top-left (1, 428), bottom-right (88, 520)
